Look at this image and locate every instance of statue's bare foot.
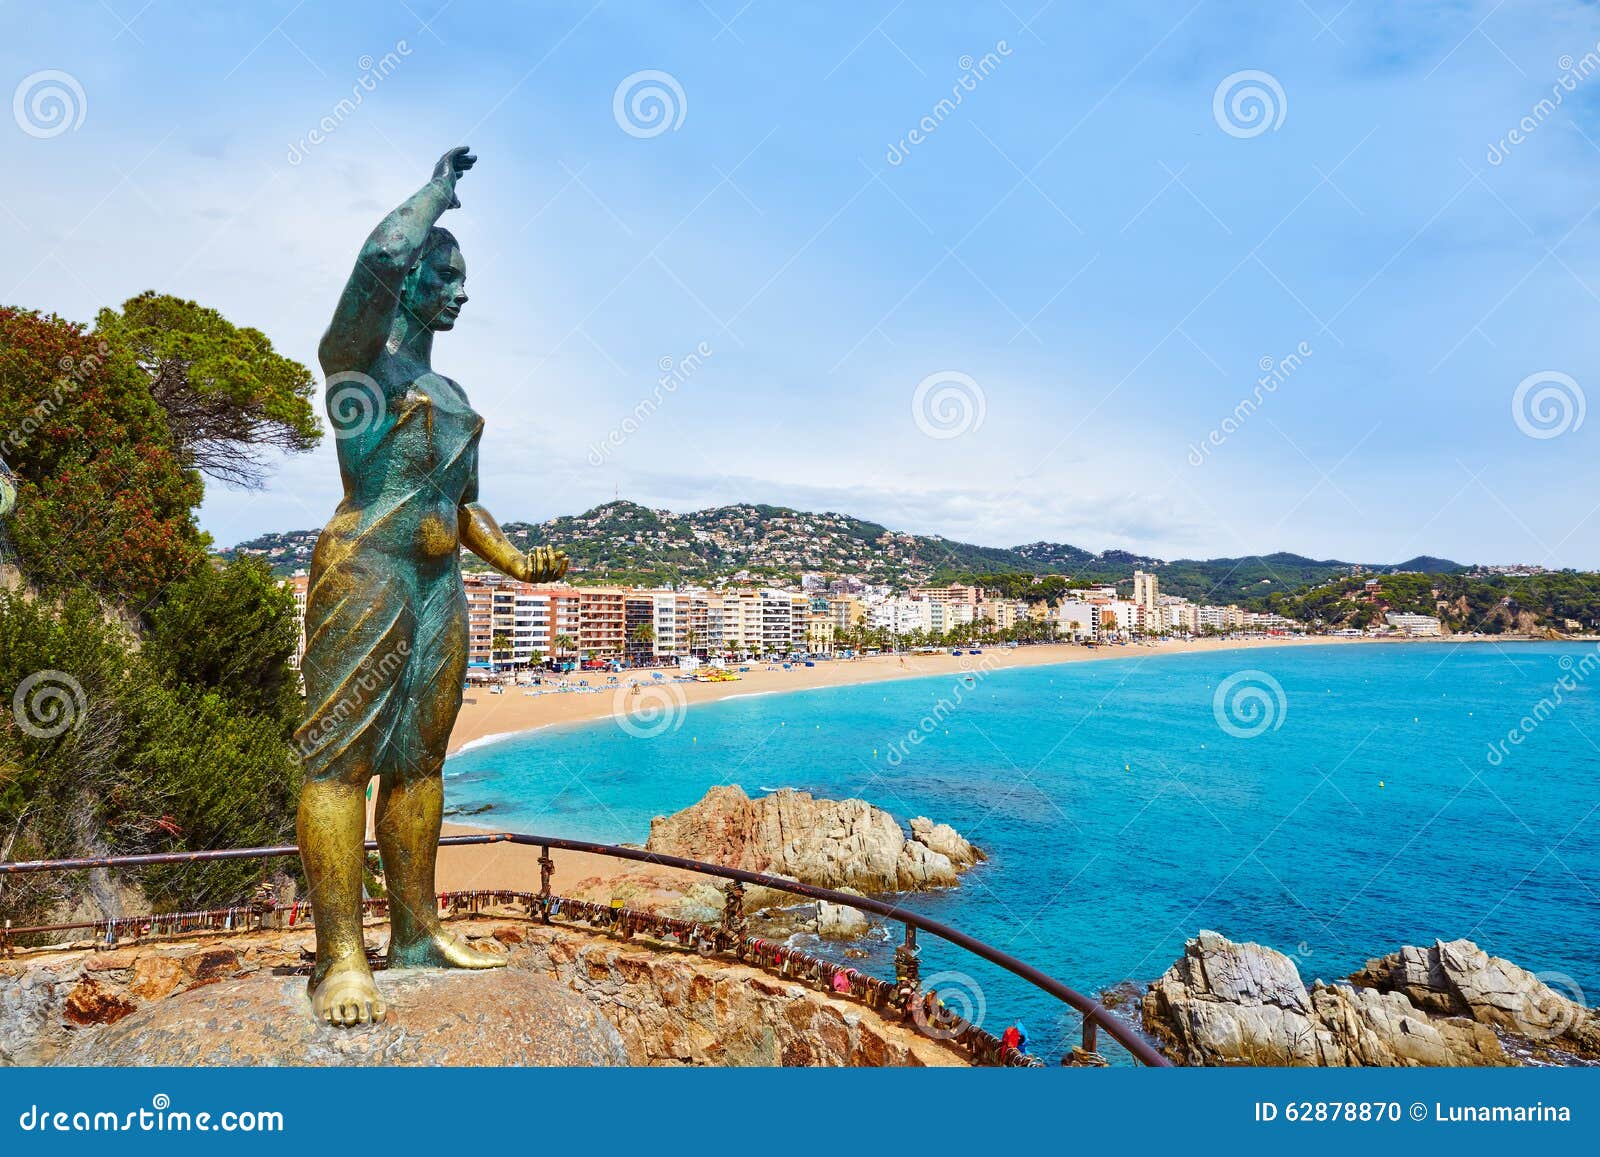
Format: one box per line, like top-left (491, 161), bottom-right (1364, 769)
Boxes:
top-left (310, 958), bottom-right (386, 1027)
top-left (388, 929), bottom-right (506, 970)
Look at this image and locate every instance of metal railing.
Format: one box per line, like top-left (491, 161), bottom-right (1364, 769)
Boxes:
top-left (0, 832), bottom-right (1170, 1067)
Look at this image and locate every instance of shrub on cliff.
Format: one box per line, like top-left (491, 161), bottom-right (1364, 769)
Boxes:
top-left (0, 587), bottom-right (300, 928)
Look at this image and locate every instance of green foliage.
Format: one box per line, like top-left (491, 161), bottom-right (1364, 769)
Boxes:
top-left (94, 292), bottom-right (320, 489)
top-left (1266, 570), bottom-right (1600, 634)
top-left (0, 305), bottom-right (206, 606)
top-left (0, 588), bottom-right (300, 925)
top-left (141, 555), bottom-right (301, 725)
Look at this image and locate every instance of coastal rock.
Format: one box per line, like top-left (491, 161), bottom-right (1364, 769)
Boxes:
top-left (645, 786), bottom-right (978, 894)
top-left (1141, 931), bottom-right (1509, 1067)
top-left (55, 966), bottom-right (628, 1067)
top-left (817, 887), bottom-right (872, 939)
top-left (909, 817), bottom-right (985, 869)
top-left (1351, 939), bottom-right (1600, 1059)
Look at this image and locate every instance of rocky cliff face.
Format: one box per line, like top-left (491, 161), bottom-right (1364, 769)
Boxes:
top-left (645, 786), bottom-right (982, 893)
top-left (1, 917), bottom-right (957, 1068)
top-left (1141, 930), bottom-right (1599, 1066)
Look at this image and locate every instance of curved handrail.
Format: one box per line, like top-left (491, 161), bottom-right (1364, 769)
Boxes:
top-left (0, 831), bottom-right (1169, 1067)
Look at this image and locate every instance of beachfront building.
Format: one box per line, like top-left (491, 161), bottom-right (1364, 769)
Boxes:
top-left (829, 595), bottom-right (865, 630)
top-left (625, 594), bottom-right (655, 665)
top-left (910, 582), bottom-right (983, 607)
top-left (1385, 611), bottom-right (1443, 636)
top-left (1054, 599), bottom-right (1098, 640)
top-left (871, 595), bottom-right (934, 636)
top-left (578, 588), bottom-right (627, 660)
top-left (1132, 570), bottom-right (1160, 619)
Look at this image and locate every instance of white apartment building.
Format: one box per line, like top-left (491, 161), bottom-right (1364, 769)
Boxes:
top-left (1385, 612), bottom-right (1443, 636)
top-left (1132, 570), bottom-right (1159, 613)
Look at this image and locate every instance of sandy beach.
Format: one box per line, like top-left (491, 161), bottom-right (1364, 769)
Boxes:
top-left (434, 634), bottom-right (1374, 899)
top-left (445, 635), bottom-right (1372, 757)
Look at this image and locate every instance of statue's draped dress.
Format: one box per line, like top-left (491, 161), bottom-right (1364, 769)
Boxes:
top-left (294, 382), bottom-right (484, 782)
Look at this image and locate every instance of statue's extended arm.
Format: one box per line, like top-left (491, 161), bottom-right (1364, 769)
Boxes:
top-left (317, 147), bottom-right (477, 371)
top-left (459, 503), bottom-right (569, 583)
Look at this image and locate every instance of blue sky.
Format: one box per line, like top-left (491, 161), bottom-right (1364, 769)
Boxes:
top-left (6, 1), bottom-right (1600, 566)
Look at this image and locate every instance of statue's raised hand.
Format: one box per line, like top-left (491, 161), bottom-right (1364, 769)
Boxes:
top-left (521, 546), bottom-right (569, 584)
top-left (432, 146), bottom-right (477, 209)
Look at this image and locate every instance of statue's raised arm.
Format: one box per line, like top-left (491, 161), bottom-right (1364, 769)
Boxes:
top-left (317, 146), bottom-right (477, 372)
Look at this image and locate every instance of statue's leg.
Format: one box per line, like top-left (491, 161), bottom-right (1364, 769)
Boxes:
top-left (298, 774), bottom-right (385, 1024)
top-left (382, 573), bottom-right (503, 970)
top-left (295, 560), bottom-right (412, 1026)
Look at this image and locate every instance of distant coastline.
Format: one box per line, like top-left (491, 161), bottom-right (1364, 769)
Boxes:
top-left (443, 633), bottom-right (1541, 758)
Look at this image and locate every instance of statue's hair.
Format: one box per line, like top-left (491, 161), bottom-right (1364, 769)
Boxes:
top-left (401, 226), bottom-right (461, 303)
top-left (416, 226), bottom-right (459, 266)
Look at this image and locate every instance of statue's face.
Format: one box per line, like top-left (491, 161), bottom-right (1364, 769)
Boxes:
top-left (404, 244), bottom-right (468, 330)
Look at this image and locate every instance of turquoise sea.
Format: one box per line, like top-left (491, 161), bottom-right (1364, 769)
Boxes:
top-left (443, 642), bottom-right (1600, 1062)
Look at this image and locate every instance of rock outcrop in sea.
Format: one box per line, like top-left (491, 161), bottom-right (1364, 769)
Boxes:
top-left (644, 786), bottom-right (984, 894)
top-left (1350, 939), bottom-right (1600, 1061)
top-left (1140, 930), bottom-right (1600, 1066)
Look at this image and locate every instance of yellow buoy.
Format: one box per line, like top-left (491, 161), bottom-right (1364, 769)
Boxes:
top-left (1378, 780), bottom-right (1385, 788)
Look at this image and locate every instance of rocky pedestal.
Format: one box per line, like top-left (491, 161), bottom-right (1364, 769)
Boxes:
top-left (55, 965), bottom-right (628, 1067)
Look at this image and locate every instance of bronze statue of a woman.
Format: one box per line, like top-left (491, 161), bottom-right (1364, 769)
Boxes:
top-left (294, 147), bottom-right (567, 1026)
